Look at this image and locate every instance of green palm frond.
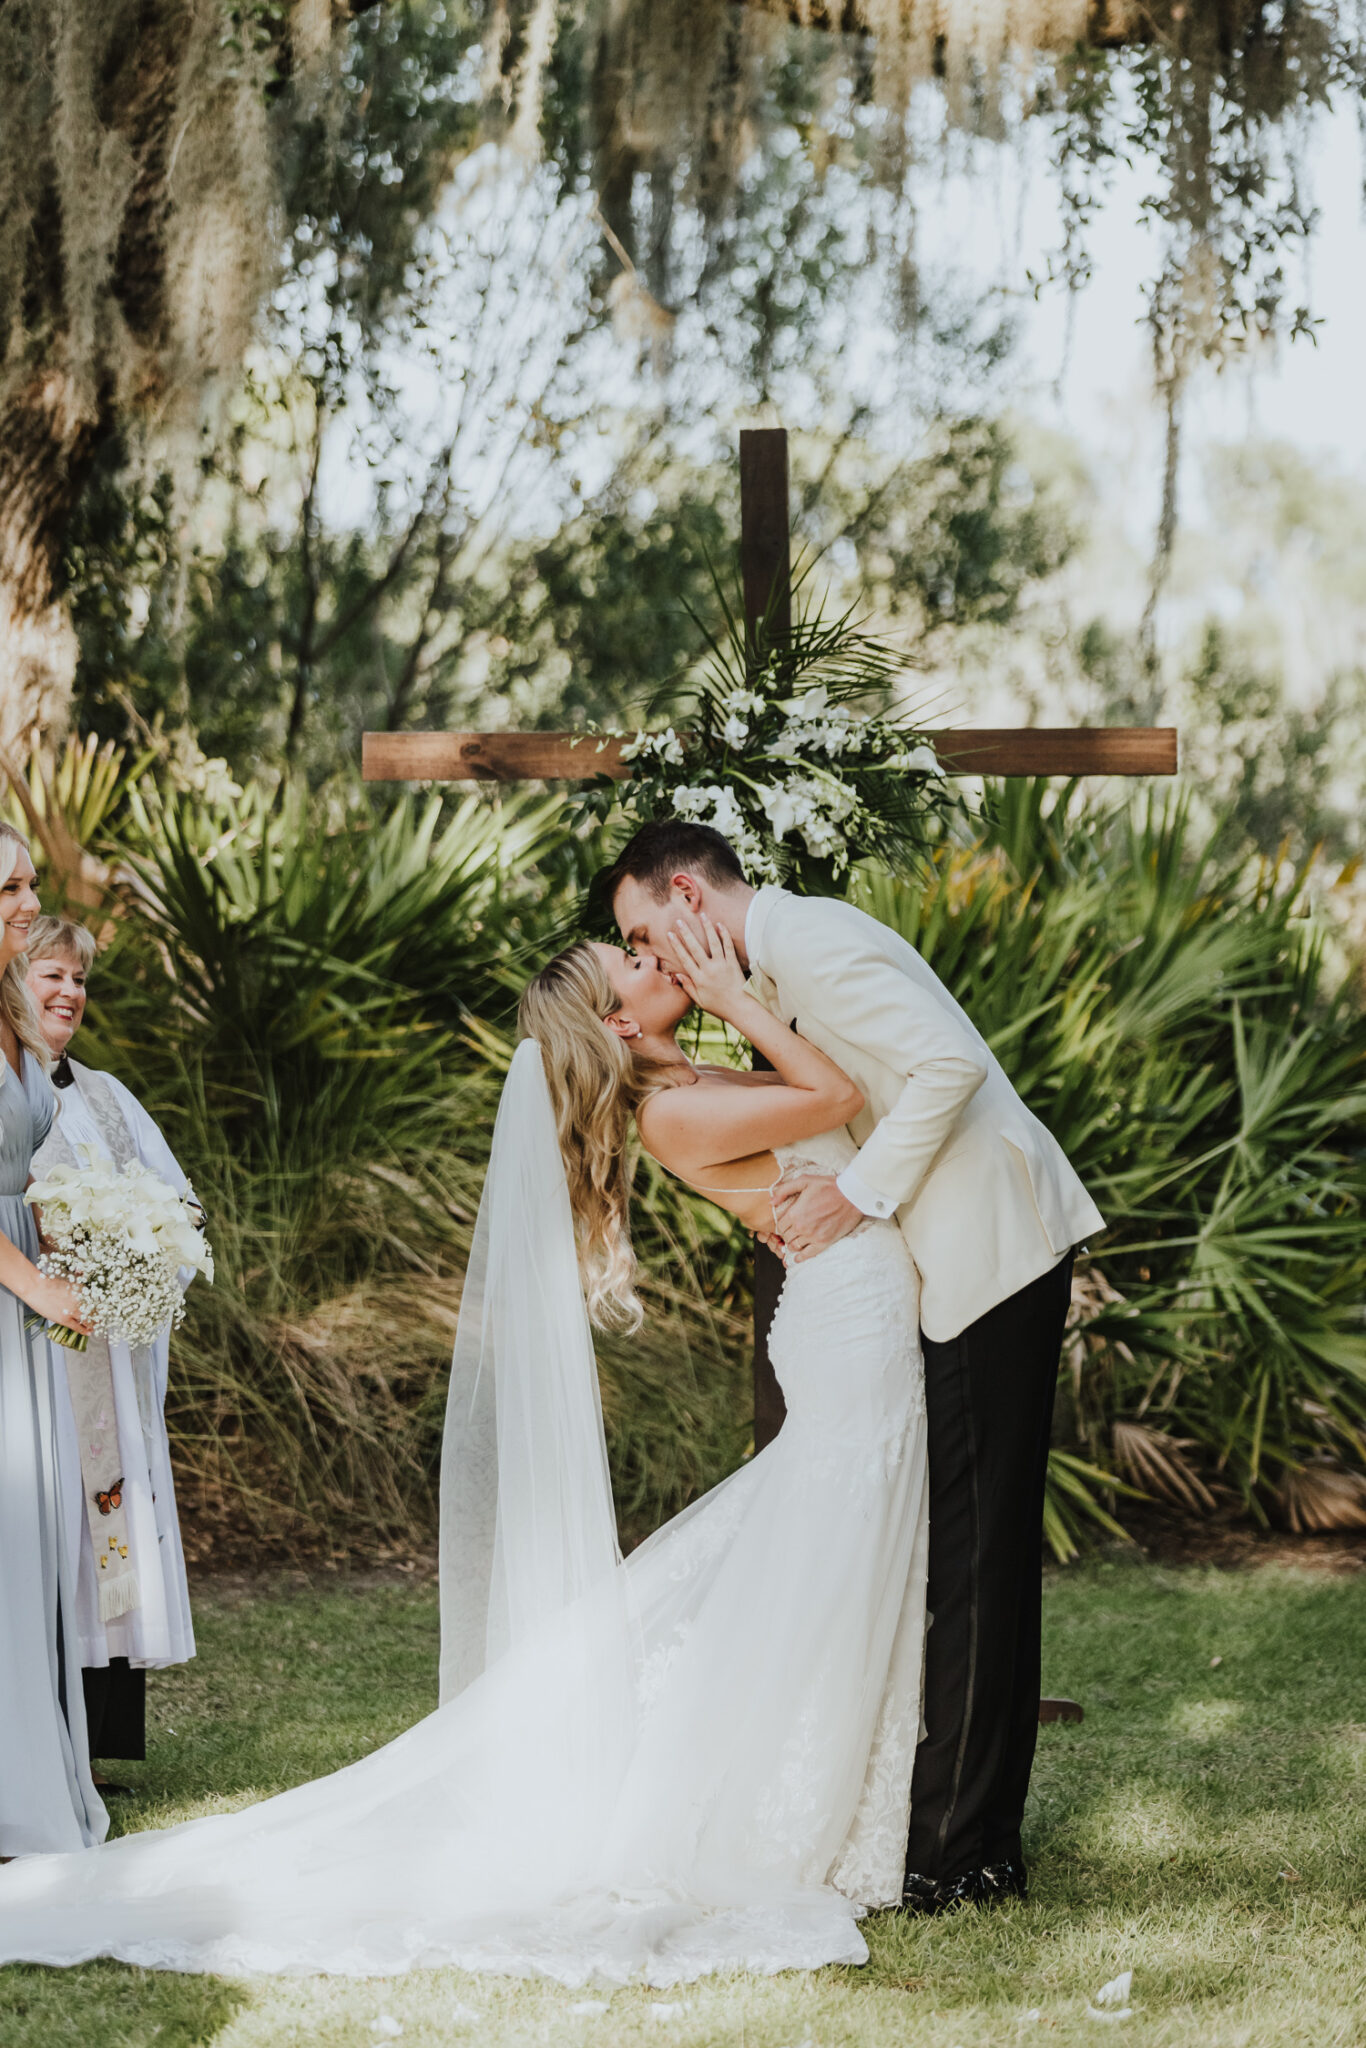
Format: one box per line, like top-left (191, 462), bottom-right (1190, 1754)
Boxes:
top-left (859, 780), bottom-right (1366, 1542)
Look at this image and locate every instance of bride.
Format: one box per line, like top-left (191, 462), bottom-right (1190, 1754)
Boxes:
top-left (0, 915), bottom-right (928, 1986)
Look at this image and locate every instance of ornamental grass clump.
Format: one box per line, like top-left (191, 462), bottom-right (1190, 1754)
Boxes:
top-left (27, 1147), bottom-right (213, 1353)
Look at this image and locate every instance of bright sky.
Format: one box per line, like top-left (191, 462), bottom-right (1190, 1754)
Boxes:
top-left (960, 91), bottom-right (1366, 519)
top-left (316, 82), bottom-right (1366, 583)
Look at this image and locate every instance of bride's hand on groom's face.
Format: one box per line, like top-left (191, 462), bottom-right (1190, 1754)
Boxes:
top-left (670, 912), bottom-right (747, 1023)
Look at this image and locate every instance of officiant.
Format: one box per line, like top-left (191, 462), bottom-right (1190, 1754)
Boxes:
top-left (26, 916), bottom-right (197, 1785)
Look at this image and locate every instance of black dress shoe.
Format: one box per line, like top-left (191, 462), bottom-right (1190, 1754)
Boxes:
top-left (900, 1870), bottom-right (951, 1916)
top-left (92, 1778), bottom-right (136, 1798)
top-left (948, 1860), bottom-right (1028, 1906)
top-left (900, 1860), bottom-right (1028, 1916)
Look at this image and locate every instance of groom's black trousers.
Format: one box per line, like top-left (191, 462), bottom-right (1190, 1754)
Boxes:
top-left (904, 1250), bottom-right (1074, 1884)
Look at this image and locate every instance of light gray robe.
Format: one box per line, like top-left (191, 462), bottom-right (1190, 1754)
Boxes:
top-left (0, 1049), bottom-right (106, 1854)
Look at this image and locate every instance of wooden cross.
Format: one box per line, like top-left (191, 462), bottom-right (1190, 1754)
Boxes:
top-left (362, 430), bottom-right (1176, 789)
top-left (363, 428), bottom-right (1175, 1461)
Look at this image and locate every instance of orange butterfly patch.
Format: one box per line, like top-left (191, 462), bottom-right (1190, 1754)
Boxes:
top-left (94, 1478), bottom-right (124, 1516)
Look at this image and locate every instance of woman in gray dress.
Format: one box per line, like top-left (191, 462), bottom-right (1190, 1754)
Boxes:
top-left (0, 823), bottom-right (105, 1857)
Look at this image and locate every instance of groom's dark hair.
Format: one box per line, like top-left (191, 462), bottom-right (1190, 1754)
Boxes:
top-left (595, 820), bottom-right (746, 912)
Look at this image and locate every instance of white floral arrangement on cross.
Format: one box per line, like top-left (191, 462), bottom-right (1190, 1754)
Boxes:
top-left (581, 601), bottom-right (967, 895)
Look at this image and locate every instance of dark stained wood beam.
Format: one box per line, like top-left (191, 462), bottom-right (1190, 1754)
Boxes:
top-left (740, 428), bottom-right (792, 653)
top-left (740, 428), bottom-right (793, 1457)
top-left (934, 727), bottom-right (1178, 776)
top-left (362, 726), bottom-right (1178, 783)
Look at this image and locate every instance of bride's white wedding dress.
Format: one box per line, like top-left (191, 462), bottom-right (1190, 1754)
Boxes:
top-left (0, 1046), bottom-right (927, 1986)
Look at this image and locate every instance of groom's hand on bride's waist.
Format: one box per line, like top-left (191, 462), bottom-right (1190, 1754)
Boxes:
top-left (770, 1175), bottom-right (864, 1261)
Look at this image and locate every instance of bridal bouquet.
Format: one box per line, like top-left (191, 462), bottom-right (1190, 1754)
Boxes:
top-left (25, 1147), bottom-right (214, 1353)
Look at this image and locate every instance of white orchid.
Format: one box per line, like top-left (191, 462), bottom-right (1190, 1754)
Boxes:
top-left (707, 786), bottom-right (750, 843)
top-left (758, 782), bottom-right (800, 841)
top-left (757, 774), bottom-right (859, 867)
top-left (670, 782), bottom-right (717, 821)
top-left (779, 683), bottom-right (829, 716)
top-left (620, 726), bottom-right (686, 768)
top-left (611, 636), bottom-right (959, 887)
top-left (764, 703), bottom-right (862, 763)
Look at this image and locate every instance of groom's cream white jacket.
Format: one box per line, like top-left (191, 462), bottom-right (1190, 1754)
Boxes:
top-left (745, 886), bottom-right (1104, 1343)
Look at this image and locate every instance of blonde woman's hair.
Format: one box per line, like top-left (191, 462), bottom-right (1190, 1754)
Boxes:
top-left (26, 914), bottom-right (97, 974)
top-left (0, 826), bottom-right (50, 1068)
top-left (518, 942), bottom-right (677, 1332)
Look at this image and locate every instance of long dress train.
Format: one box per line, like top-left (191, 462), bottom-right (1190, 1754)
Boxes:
top-left (0, 1114), bottom-right (927, 1984)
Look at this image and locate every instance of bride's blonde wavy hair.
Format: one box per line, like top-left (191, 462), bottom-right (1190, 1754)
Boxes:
top-left (0, 826), bottom-right (49, 1068)
top-left (518, 942), bottom-right (679, 1332)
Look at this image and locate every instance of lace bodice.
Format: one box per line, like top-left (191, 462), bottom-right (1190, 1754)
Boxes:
top-left (774, 1126), bottom-right (859, 1181)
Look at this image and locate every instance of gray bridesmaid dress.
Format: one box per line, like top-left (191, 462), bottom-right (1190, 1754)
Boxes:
top-left (0, 1048), bottom-right (107, 1855)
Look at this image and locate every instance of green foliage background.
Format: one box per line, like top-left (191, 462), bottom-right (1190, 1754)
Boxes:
top-left (26, 0), bottom-right (1366, 1560)
top-left (27, 751), bottom-right (1364, 1563)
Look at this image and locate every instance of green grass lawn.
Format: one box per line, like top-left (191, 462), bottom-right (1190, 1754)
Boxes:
top-left (2, 1558), bottom-right (1364, 2048)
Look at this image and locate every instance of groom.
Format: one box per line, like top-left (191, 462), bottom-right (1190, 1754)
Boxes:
top-left (600, 819), bottom-right (1104, 1915)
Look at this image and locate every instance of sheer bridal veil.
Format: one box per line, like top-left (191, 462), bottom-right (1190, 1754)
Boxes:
top-left (438, 1039), bottom-right (623, 1704)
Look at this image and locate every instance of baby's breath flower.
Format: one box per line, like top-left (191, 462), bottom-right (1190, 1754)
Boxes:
top-left (27, 1147), bottom-right (213, 1346)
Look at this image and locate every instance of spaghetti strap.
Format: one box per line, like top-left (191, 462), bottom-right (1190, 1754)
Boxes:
top-left (685, 1176), bottom-right (784, 1241)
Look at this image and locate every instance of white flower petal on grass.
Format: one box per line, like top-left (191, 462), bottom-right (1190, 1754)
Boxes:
top-left (569, 2000), bottom-right (610, 2014)
top-left (649, 2002), bottom-right (688, 2020)
top-left (370, 2018), bottom-right (404, 2039)
top-left (1086, 1968), bottom-right (1134, 2021)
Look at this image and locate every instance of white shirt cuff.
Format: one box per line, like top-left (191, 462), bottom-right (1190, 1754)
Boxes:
top-left (836, 1162), bottom-right (896, 1219)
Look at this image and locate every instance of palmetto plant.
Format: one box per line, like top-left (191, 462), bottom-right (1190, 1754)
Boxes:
top-left (7, 749), bottom-right (1363, 1559)
top-left (51, 768), bottom-right (747, 1556)
top-left (857, 781), bottom-right (1366, 1555)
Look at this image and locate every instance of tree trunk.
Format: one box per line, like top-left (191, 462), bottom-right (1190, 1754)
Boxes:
top-left (0, 371), bottom-right (102, 753)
